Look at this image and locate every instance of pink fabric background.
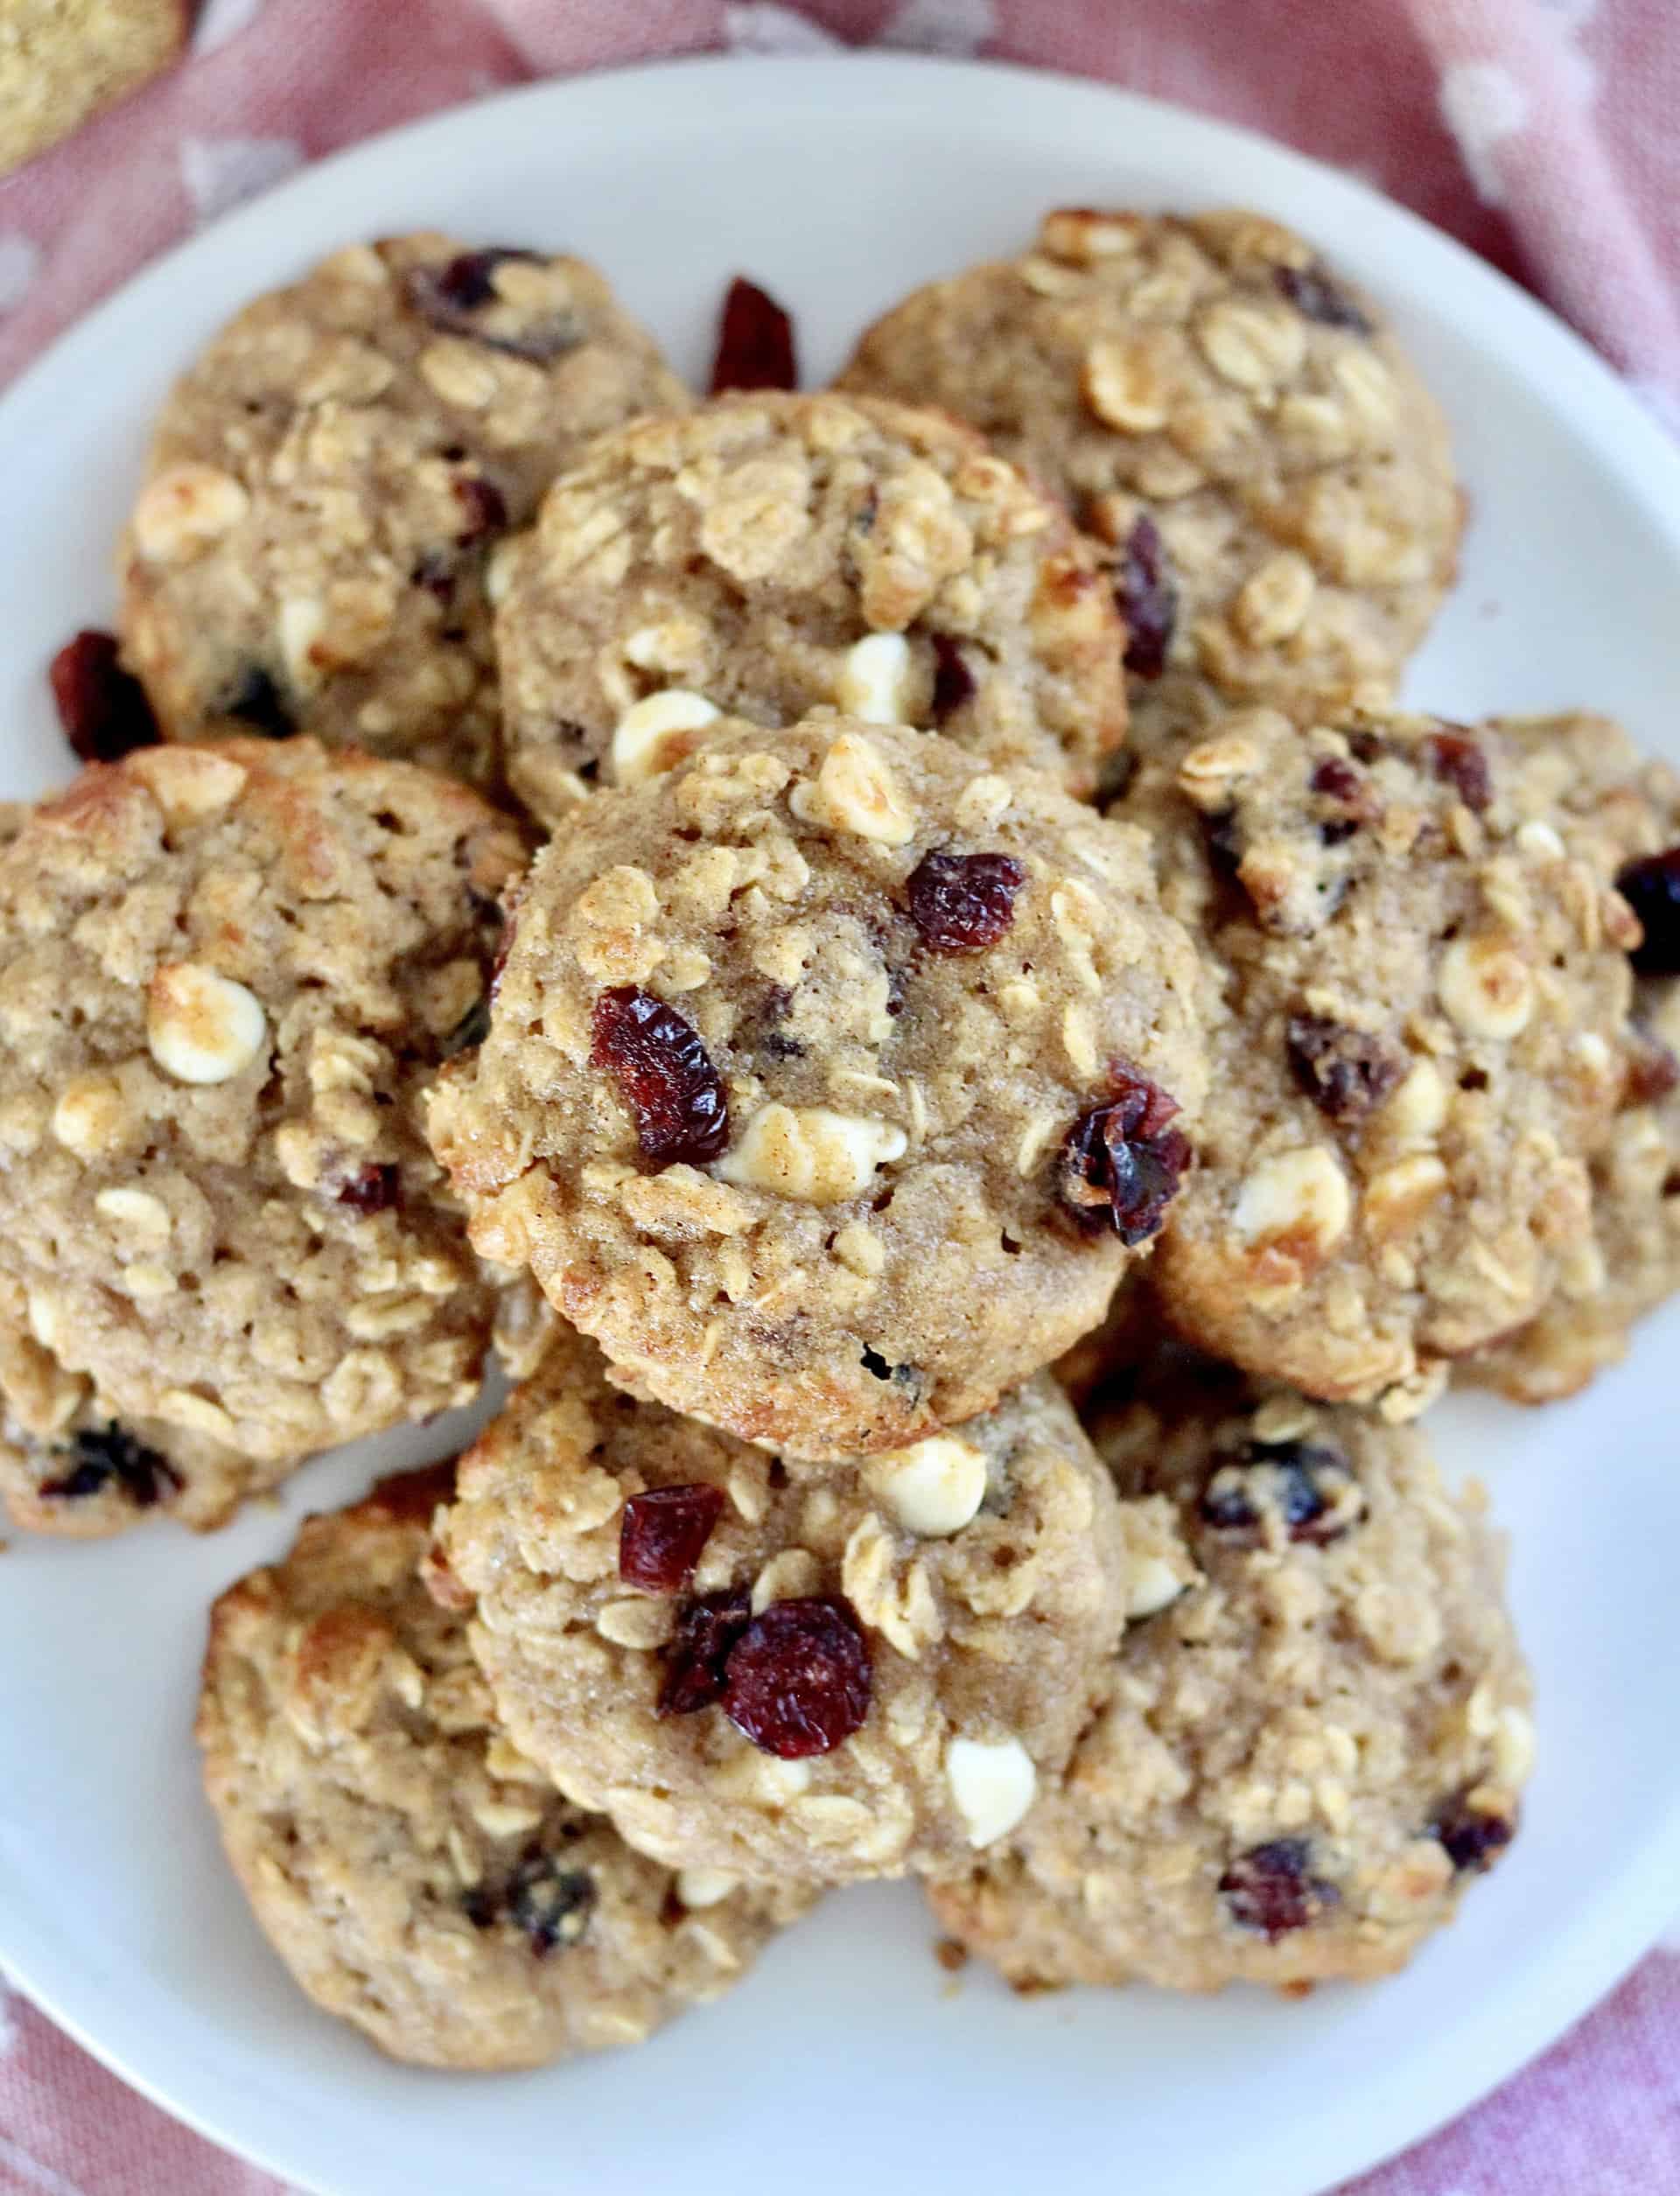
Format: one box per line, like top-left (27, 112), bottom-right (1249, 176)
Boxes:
top-left (1, 3), bottom-right (1676, 2192)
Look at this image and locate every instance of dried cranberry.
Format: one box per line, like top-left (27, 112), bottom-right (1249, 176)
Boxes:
top-left (403, 248), bottom-right (582, 362)
top-left (39, 1422), bottom-right (181, 1508)
top-left (220, 664), bottom-right (294, 739)
top-left (709, 276), bottom-right (797, 395)
top-left (1424, 731), bottom-right (1493, 814)
top-left (905, 850), bottom-right (1027, 956)
top-left (1286, 1014), bottom-right (1404, 1120)
top-left (929, 633), bottom-right (976, 723)
top-left (591, 986), bottom-right (730, 1167)
top-left (657, 1586), bottom-right (752, 1717)
top-left (505, 1854), bottom-right (596, 1955)
top-left (48, 631), bottom-right (160, 764)
top-left (1059, 1065), bottom-right (1190, 1245)
top-left (1220, 1839), bottom-right (1339, 1940)
top-left (1308, 755), bottom-right (1378, 843)
top-left (1626, 1027), bottom-right (1680, 1108)
top-left (620, 1483), bottom-right (724, 1593)
top-left (333, 1162), bottom-right (401, 1217)
top-left (1616, 848), bottom-right (1680, 976)
top-left (1432, 1792), bottom-right (1517, 1874)
top-left (1116, 515), bottom-right (1177, 680)
top-left (722, 1596), bottom-right (872, 1759)
top-left (1272, 262), bottom-right (1374, 336)
top-left (1198, 1440), bottom-right (1357, 1547)
top-left (452, 475), bottom-right (508, 544)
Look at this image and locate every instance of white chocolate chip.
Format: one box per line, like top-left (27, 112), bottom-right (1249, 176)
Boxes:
top-left (1232, 1147), bottom-right (1351, 1255)
top-left (1515, 819), bottom-right (1565, 861)
top-left (863, 1436), bottom-right (988, 1537)
top-left (718, 1103), bottom-right (906, 1205)
top-left (790, 732), bottom-right (916, 845)
top-left (835, 633), bottom-right (914, 724)
top-left (612, 689), bottom-right (720, 783)
top-left (1125, 1553), bottom-right (1189, 1620)
top-left (1382, 1058), bottom-right (1447, 1143)
top-left (131, 464), bottom-right (249, 563)
top-left (1438, 935), bottom-right (1534, 1041)
top-left (146, 964), bottom-right (268, 1085)
top-left (946, 1736), bottom-right (1038, 1849)
top-left (676, 1867), bottom-right (740, 1910)
top-left (1492, 1703), bottom-right (1536, 1786)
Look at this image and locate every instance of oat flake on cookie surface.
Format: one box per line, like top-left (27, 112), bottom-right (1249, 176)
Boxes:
top-left (425, 714), bottom-right (1208, 1458)
top-left (0, 738), bottom-right (523, 1535)
top-left (120, 234), bottom-right (689, 792)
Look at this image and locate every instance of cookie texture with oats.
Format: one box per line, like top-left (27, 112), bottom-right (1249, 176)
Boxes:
top-left (1124, 707), bottom-right (1636, 1414)
top-left (120, 234), bottom-right (688, 791)
top-left (494, 389), bottom-right (1126, 824)
top-left (426, 715), bottom-right (1208, 1458)
top-left (199, 1462), bottom-right (811, 2069)
top-left (838, 208), bottom-right (1460, 753)
top-left (929, 1378), bottom-right (1531, 1992)
top-left (0, 738), bottom-right (522, 1535)
top-left (435, 1324), bottom-right (1173, 1884)
top-left (0, 0), bottom-right (187, 177)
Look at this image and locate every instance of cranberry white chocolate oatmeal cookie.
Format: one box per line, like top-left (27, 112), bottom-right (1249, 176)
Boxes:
top-left (433, 1324), bottom-right (1177, 1884)
top-left (929, 1380), bottom-right (1531, 1992)
top-left (0, 739), bottom-right (523, 1535)
top-left (425, 716), bottom-right (1208, 1458)
top-left (199, 1463), bottom-right (812, 2069)
top-left (1124, 708), bottom-right (1636, 1414)
top-left (837, 209), bottom-right (1460, 749)
top-left (494, 390), bottom-right (1126, 823)
top-left (119, 235), bottom-right (689, 790)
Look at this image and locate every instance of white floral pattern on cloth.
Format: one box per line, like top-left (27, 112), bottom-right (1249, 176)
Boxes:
top-left (0, 8), bottom-right (1676, 2196)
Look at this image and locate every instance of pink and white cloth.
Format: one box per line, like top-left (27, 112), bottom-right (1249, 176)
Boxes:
top-left (1, 4), bottom-right (1676, 2192)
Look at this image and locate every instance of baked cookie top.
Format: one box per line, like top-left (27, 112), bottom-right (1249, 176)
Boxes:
top-left (494, 389), bottom-right (1126, 822)
top-left (427, 715), bottom-right (1208, 1457)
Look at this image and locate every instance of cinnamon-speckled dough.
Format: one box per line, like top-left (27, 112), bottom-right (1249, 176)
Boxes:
top-left (435, 1323), bottom-right (1176, 1884)
top-left (426, 715), bottom-right (1208, 1458)
top-left (838, 208), bottom-right (1460, 753)
top-left (120, 234), bottom-right (689, 790)
top-left (494, 390), bottom-right (1126, 822)
top-left (929, 1377), bottom-right (1531, 1991)
top-left (1124, 708), bottom-right (1636, 1414)
top-left (199, 1463), bottom-right (811, 2068)
top-left (0, 739), bottom-right (523, 1534)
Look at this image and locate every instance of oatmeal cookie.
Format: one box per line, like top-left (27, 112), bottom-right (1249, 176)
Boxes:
top-left (0, 0), bottom-right (187, 177)
top-left (199, 1462), bottom-right (810, 2068)
top-left (930, 1381), bottom-right (1531, 1991)
top-left (494, 389), bottom-right (1125, 822)
top-left (427, 715), bottom-right (1208, 1458)
top-left (838, 208), bottom-right (1460, 746)
top-left (0, 739), bottom-right (523, 1535)
top-left (120, 235), bottom-right (689, 789)
top-left (1125, 708), bottom-right (1635, 1412)
top-left (437, 1323), bottom-right (1172, 1884)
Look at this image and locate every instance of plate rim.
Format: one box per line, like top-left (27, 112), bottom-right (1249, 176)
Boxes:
top-left (1, 49), bottom-right (1677, 2196)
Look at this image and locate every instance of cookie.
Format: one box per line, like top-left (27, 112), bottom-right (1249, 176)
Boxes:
top-left (120, 236), bottom-right (689, 789)
top-left (1125, 708), bottom-right (1635, 1413)
top-left (929, 1378), bottom-right (1531, 1992)
top-left (494, 389), bottom-right (1126, 822)
top-left (0, 0), bottom-right (186, 177)
top-left (0, 739), bottom-right (523, 1535)
top-left (199, 1463), bottom-right (810, 2068)
top-left (427, 715), bottom-right (1208, 1458)
top-left (435, 1322), bottom-right (1174, 1884)
top-left (838, 208), bottom-right (1460, 747)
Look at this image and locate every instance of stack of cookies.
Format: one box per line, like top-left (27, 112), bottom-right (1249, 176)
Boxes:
top-left (3, 211), bottom-right (1671, 2068)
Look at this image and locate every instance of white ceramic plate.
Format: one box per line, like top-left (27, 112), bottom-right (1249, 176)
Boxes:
top-left (2, 53), bottom-right (1678, 2196)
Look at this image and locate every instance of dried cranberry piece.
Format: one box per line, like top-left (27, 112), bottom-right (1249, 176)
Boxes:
top-left (403, 249), bottom-right (583, 362)
top-left (1616, 848), bottom-right (1680, 976)
top-left (657, 1586), bottom-right (752, 1717)
top-left (1198, 1440), bottom-right (1357, 1547)
top-left (905, 850), bottom-right (1027, 956)
top-left (709, 276), bottom-right (797, 395)
top-left (220, 665), bottom-right (294, 739)
top-left (452, 475), bottom-right (508, 544)
top-left (1625, 1027), bottom-right (1680, 1108)
top-left (505, 1855), bottom-right (596, 1955)
top-left (333, 1162), bottom-right (401, 1217)
top-left (1286, 1013), bottom-right (1404, 1120)
top-left (722, 1596), bottom-right (872, 1759)
top-left (1309, 756), bottom-right (1362, 806)
top-left (39, 1422), bottom-right (181, 1508)
top-left (1116, 516), bottom-right (1177, 681)
top-left (1273, 262), bottom-right (1374, 336)
top-left (419, 248), bottom-right (542, 311)
top-left (1424, 731), bottom-right (1493, 814)
top-left (1059, 1065), bottom-right (1190, 1245)
top-left (1220, 1838), bottom-right (1339, 1940)
top-left (620, 1483), bottom-right (724, 1594)
top-left (929, 633), bottom-right (976, 723)
top-left (1308, 754), bottom-right (1379, 843)
top-left (48, 631), bottom-right (160, 764)
top-left (591, 986), bottom-right (730, 1167)
top-left (1431, 1792), bottom-right (1517, 1875)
